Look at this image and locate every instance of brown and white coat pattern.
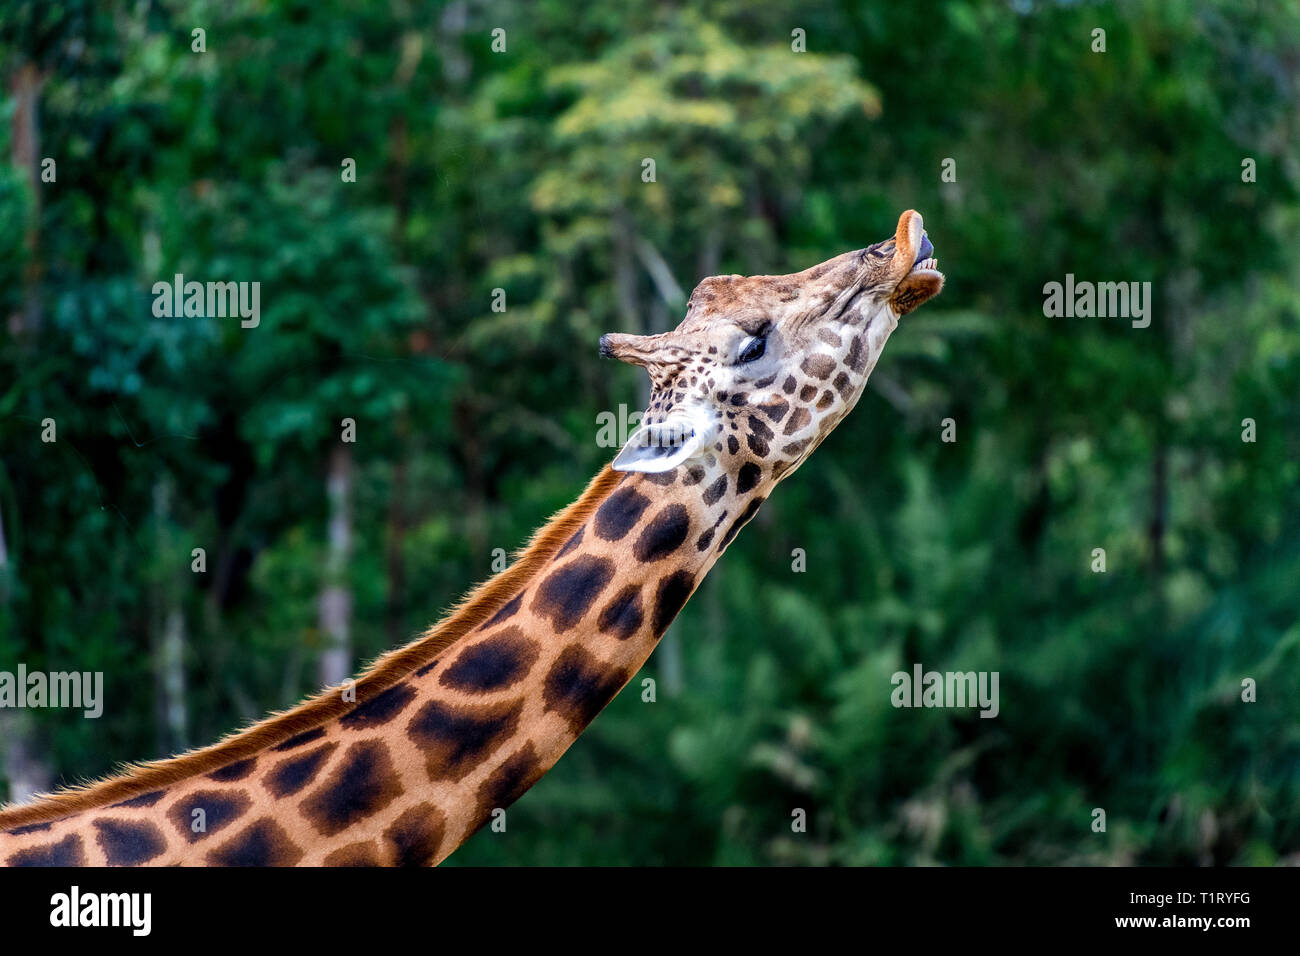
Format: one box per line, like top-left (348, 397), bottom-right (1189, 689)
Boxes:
top-left (0, 210), bottom-right (944, 866)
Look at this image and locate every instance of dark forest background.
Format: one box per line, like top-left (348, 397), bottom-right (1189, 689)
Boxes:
top-left (1, 0), bottom-right (1298, 864)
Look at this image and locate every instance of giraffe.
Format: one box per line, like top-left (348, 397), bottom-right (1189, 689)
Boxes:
top-left (0, 209), bottom-right (944, 866)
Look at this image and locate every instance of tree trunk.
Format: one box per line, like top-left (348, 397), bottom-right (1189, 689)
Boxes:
top-left (697, 224), bottom-right (721, 282)
top-left (1148, 441), bottom-right (1167, 580)
top-left (0, 711), bottom-right (51, 805)
top-left (0, 500), bottom-right (9, 607)
top-left (436, 1), bottom-right (470, 84)
top-left (386, 453), bottom-right (408, 645)
top-left (0, 494), bottom-right (52, 802)
top-left (318, 445), bottom-right (354, 687)
top-left (2, 61), bottom-right (54, 789)
top-left (158, 606), bottom-right (189, 752)
top-left (9, 61), bottom-right (43, 337)
top-left (611, 207), bottom-right (640, 334)
top-left (152, 479), bottom-right (190, 755)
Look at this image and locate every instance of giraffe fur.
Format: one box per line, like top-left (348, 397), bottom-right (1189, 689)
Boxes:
top-left (0, 210), bottom-right (944, 866)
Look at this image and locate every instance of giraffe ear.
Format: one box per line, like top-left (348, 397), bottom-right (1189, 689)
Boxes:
top-left (612, 412), bottom-right (711, 473)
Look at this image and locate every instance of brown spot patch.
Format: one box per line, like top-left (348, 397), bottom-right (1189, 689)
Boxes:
top-left (633, 504), bottom-right (691, 563)
top-left (799, 384), bottom-right (818, 402)
top-left (92, 818), bottom-right (168, 865)
top-left (6, 833), bottom-right (85, 867)
top-left (747, 415), bottom-right (774, 441)
top-left (340, 682), bottom-right (418, 729)
top-left (207, 757), bottom-right (256, 782)
top-left (652, 570), bottom-right (696, 636)
top-left (265, 742), bottom-right (339, 798)
top-left (532, 555), bottom-right (615, 632)
top-left (782, 407), bottom-right (811, 435)
top-left (846, 335), bottom-right (867, 372)
top-left (833, 371), bottom-right (853, 400)
top-left (207, 817), bottom-right (304, 867)
top-left (759, 398), bottom-right (789, 424)
top-left (720, 497), bottom-right (765, 550)
top-left (407, 699), bottom-right (524, 782)
top-left (801, 354), bottom-right (836, 380)
top-left (474, 744), bottom-right (546, 825)
top-left (382, 802), bottom-right (446, 867)
top-left (481, 591), bottom-right (524, 629)
top-left (597, 584), bottom-right (644, 640)
top-left (168, 789), bottom-right (253, 843)
top-left (110, 789), bottom-right (166, 810)
top-left (543, 645), bottom-right (632, 734)
top-left (555, 525), bottom-right (585, 560)
top-left (300, 741), bottom-right (403, 838)
top-left (440, 627), bottom-right (540, 693)
top-left (324, 840), bottom-right (382, 867)
top-left (4, 821), bottom-right (53, 835)
top-left (702, 475), bottom-right (728, 506)
top-left (746, 414), bottom-right (773, 457)
top-left (273, 727), bottom-right (327, 752)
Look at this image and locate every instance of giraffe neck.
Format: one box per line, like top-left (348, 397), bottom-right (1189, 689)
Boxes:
top-left (0, 461), bottom-right (760, 866)
top-left (410, 466), bottom-right (735, 861)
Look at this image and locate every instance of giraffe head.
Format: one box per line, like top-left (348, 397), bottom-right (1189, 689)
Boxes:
top-left (601, 209), bottom-right (944, 490)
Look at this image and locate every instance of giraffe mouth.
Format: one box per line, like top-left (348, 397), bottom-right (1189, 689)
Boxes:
top-left (915, 234), bottom-right (934, 264)
top-left (907, 235), bottom-right (941, 280)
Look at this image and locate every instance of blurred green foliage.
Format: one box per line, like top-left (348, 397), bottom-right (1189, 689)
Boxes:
top-left (1, 0), bottom-right (1298, 865)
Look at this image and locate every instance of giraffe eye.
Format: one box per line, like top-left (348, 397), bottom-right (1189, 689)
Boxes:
top-left (737, 335), bottom-right (766, 363)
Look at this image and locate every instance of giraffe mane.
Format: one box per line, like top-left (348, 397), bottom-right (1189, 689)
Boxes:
top-left (0, 464), bottom-right (624, 830)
